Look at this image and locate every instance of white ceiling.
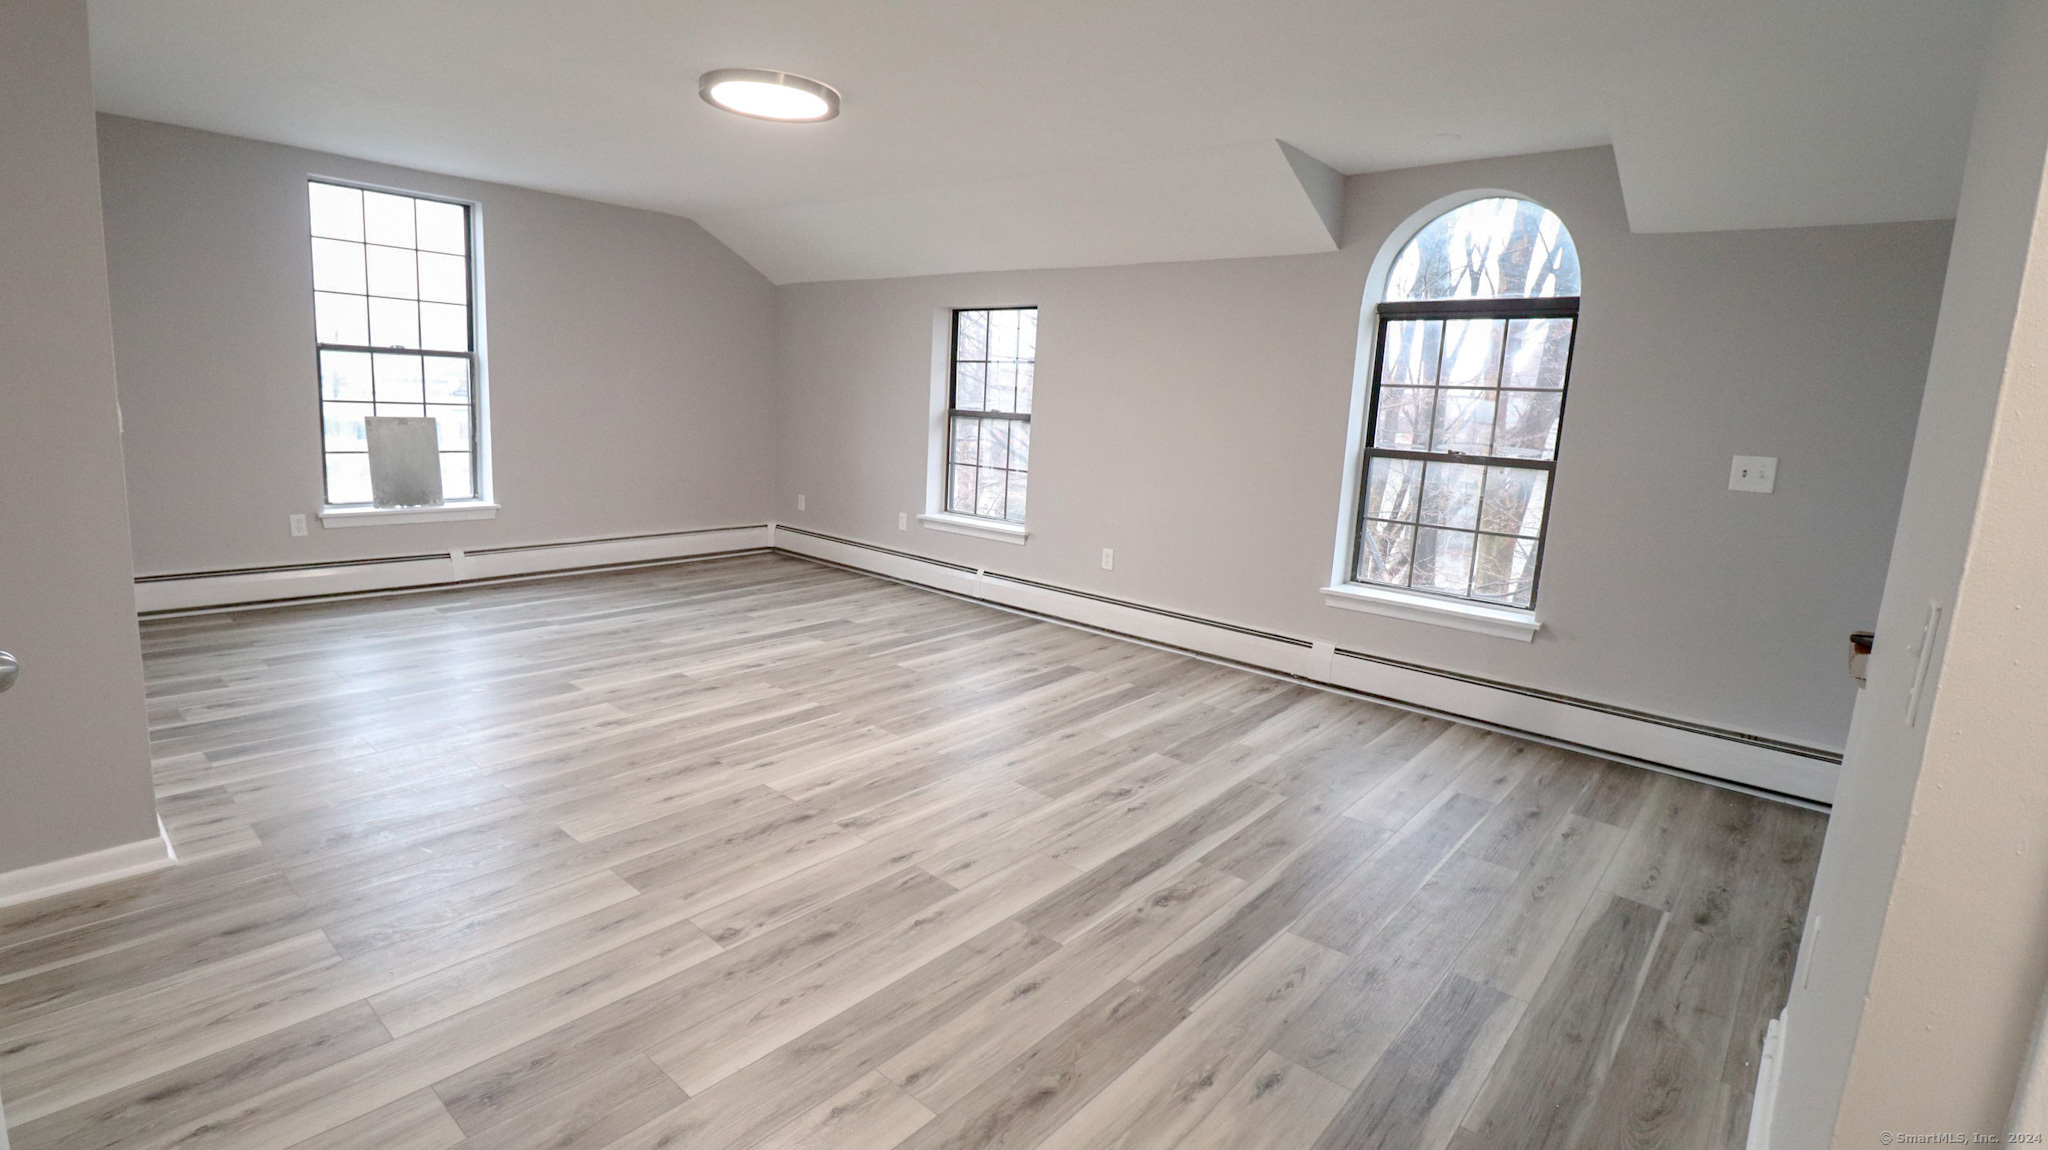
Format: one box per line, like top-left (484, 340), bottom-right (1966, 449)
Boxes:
top-left (87, 0), bottom-right (1994, 283)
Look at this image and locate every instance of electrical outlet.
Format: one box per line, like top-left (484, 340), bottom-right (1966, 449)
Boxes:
top-left (797, 494), bottom-right (806, 511)
top-left (1101, 548), bottom-right (1114, 571)
top-left (1729, 455), bottom-right (1777, 493)
top-left (289, 513), bottom-right (308, 537)
top-left (898, 512), bottom-right (908, 531)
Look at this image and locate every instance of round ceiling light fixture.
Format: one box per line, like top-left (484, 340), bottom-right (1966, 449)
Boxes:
top-left (698, 69), bottom-right (840, 122)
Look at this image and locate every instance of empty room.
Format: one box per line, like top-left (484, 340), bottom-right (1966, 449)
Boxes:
top-left (4, 0), bottom-right (2048, 1147)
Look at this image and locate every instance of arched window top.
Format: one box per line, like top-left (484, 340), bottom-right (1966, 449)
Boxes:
top-left (1384, 197), bottom-right (1579, 303)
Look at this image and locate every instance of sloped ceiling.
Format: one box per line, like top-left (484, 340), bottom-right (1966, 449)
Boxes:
top-left (86, 0), bottom-right (1995, 283)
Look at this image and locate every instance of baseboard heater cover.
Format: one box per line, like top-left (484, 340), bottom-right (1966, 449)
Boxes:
top-left (1330, 647), bottom-right (1837, 764)
top-left (135, 524), bottom-right (775, 615)
top-left (770, 523), bottom-right (1839, 807)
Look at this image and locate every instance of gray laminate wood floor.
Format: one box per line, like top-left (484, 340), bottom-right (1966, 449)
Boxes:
top-left (0, 553), bottom-right (1824, 1150)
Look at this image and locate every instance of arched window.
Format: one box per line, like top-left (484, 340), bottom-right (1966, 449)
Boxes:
top-left (1351, 196), bottom-right (1580, 611)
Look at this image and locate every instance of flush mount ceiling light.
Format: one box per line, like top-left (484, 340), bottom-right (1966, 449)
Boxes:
top-left (699, 69), bottom-right (840, 122)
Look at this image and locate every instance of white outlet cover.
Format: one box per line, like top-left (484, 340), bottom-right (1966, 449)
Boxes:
top-left (897, 512), bottom-right (908, 530)
top-left (1101, 548), bottom-right (1114, 570)
top-left (797, 494), bottom-right (805, 511)
top-left (1730, 455), bottom-right (1777, 493)
top-left (289, 513), bottom-right (308, 537)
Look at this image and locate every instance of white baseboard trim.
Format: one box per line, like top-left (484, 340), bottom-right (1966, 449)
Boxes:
top-left (0, 819), bottom-right (176, 910)
top-left (772, 524), bottom-right (1839, 806)
top-left (1746, 1013), bottom-right (1786, 1149)
top-left (134, 525), bottom-right (775, 614)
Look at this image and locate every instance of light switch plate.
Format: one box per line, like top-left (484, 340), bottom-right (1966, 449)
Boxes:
top-left (1730, 455), bottom-right (1777, 493)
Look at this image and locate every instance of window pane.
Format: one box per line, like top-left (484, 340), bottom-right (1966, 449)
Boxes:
top-left (1009, 422), bottom-right (1030, 470)
top-left (976, 467), bottom-right (1007, 518)
top-left (427, 404), bottom-right (471, 450)
top-left (1016, 309), bottom-right (1038, 361)
top-left (420, 302), bottom-right (469, 352)
top-left (440, 453), bottom-right (474, 500)
top-left (1503, 317), bottom-right (1572, 389)
top-left (949, 465), bottom-right (975, 513)
top-left (1384, 196), bottom-right (1580, 301)
top-left (986, 361), bottom-right (1017, 413)
top-left (365, 245), bottom-right (417, 298)
top-left (418, 252), bottom-right (467, 304)
top-left (1358, 520), bottom-right (1415, 586)
top-left (1380, 320), bottom-right (1441, 388)
top-left (979, 420), bottom-right (1011, 470)
top-left (1479, 467), bottom-right (1549, 537)
top-left (1430, 389), bottom-right (1496, 455)
top-left (363, 191), bottom-right (415, 248)
top-left (320, 350), bottom-right (374, 400)
top-left (368, 297), bottom-right (420, 349)
top-left (1493, 391), bottom-right (1563, 460)
top-left (1412, 527), bottom-right (1476, 595)
top-left (322, 402), bottom-right (371, 452)
top-left (1473, 535), bottom-right (1539, 607)
top-left (373, 353), bottom-right (425, 404)
top-left (1373, 388), bottom-right (1434, 450)
top-left (1439, 319), bottom-right (1504, 389)
top-left (951, 416), bottom-right (979, 466)
top-left (1005, 472), bottom-right (1028, 522)
top-left (954, 362), bottom-right (986, 410)
top-left (1419, 462), bottom-right (1484, 529)
top-left (1014, 361), bottom-right (1035, 414)
top-left (325, 452), bottom-right (371, 504)
top-left (1364, 456), bottom-right (1424, 522)
top-left (956, 311), bottom-right (987, 360)
top-left (314, 292), bottom-right (369, 345)
top-left (989, 308), bottom-right (1021, 360)
top-left (424, 357), bottom-right (469, 403)
top-left (415, 199), bottom-right (467, 255)
top-left (308, 183), bottom-right (363, 241)
top-left (311, 238), bottom-right (366, 294)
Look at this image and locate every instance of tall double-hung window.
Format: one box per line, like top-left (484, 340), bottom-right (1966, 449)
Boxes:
top-left (307, 180), bottom-right (482, 506)
top-left (1353, 197), bottom-right (1580, 610)
top-left (944, 307), bottom-right (1036, 523)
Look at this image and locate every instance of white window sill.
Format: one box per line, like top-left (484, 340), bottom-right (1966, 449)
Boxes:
top-left (1320, 583), bottom-right (1539, 642)
top-left (918, 512), bottom-right (1028, 544)
top-left (320, 502), bottom-right (499, 528)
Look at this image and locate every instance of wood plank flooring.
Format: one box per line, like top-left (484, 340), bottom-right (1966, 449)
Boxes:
top-left (0, 553), bottom-right (1825, 1150)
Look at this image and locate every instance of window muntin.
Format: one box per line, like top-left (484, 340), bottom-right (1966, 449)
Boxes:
top-left (1356, 199), bottom-right (1579, 609)
top-left (945, 307), bottom-right (1036, 522)
top-left (308, 180), bottom-right (480, 506)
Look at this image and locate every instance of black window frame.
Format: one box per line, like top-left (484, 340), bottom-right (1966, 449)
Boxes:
top-left (943, 305), bottom-right (1037, 523)
top-left (307, 179), bottom-right (483, 507)
top-left (1353, 294), bottom-right (1581, 609)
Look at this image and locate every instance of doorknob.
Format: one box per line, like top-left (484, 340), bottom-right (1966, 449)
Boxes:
top-left (0, 652), bottom-right (17, 693)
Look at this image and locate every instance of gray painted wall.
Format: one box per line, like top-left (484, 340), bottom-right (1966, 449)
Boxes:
top-left (775, 147), bottom-right (1952, 751)
top-left (0, 1), bottom-right (159, 872)
top-left (97, 116), bottom-right (779, 578)
top-left (1773, 0), bottom-right (2048, 1138)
